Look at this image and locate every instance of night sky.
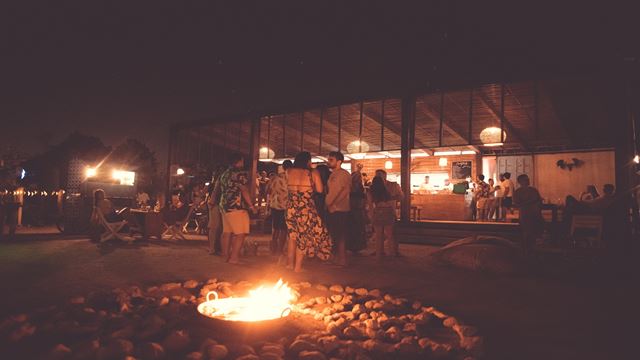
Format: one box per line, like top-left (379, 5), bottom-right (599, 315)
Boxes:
top-left (1, 2), bottom-right (635, 167)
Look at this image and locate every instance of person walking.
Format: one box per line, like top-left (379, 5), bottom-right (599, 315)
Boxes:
top-left (326, 151), bottom-right (351, 266)
top-left (217, 154), bottom-right (257, 264)
top-left (367, 175), bottom-right (398, 262)
top-left (269, 160), bottom-right (292, 256)
top-left (285, 152), bottom-right (332, 272)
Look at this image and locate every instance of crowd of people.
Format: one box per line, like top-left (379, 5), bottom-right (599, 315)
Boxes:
top-left (205, 151), bottom-right (403, 272)
top-left (471, 172), bottom-right (515, 222)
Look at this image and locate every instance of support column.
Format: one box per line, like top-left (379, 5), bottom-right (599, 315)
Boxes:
top-left (400, 95), bottom-right (416, 223)
top-left (166, 125), bottom-right (177, 197)
top-left (248, 117), bottom-right (261, 203)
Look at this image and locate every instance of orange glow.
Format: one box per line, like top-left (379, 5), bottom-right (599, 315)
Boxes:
top-left (197, 279), bottom-right (295, 322)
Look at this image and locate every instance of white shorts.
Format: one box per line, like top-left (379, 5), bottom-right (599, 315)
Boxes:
top-left (221, 210), bottom-right (250, 235)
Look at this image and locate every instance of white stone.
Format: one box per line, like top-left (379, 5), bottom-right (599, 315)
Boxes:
top-left (206, 344), bottom-right (228, 359)
top-left (329, 285), bottom-right (344, 293)
top-left (299, 350), bottom-right (327, 360)
top-left (183, 280), bottom-right (199, 289)
top-left (354, 288), bottom-right (368, 296)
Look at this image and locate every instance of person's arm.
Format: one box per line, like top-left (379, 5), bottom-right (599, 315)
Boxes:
top-left (325, 175), bottom-right (337, 208)
top-left (209, 179), bottom-right (221, 206)
top-left (311, 169), bottom-right (323, 194)
top-left (239, 184), bottom-right (257, 213)
top-left (392, 183), bottom-right (403, 201)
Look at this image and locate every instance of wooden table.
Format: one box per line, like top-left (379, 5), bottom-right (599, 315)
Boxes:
top-left (130, 209), bottom-right (163, 240)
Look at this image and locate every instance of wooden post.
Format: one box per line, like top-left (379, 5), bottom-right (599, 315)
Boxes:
top-left (400, 95), bottom-right (416, 223)
top-left (166, 125), bottom-right (177, 196)
top-left (248, 118), bottom-right (261, 203)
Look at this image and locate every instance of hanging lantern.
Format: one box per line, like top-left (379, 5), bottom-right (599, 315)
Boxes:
top-left (347, 140), bottom-right (370, 154)
top-left (259, 147), bottom-right (276, 160)
top-left (479, 127), bottom-right (507, 145)
top-left (384, 159), bottom-right (393, 170)
top-left (438, 157), bottom-right (448, 167)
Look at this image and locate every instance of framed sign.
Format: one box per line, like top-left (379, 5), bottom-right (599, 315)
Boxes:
top-left (451, 161), bottom-right (472, 180)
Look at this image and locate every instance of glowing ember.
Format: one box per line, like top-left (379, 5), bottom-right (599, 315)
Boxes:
top-left (197, 279), bottom-right (295, 322)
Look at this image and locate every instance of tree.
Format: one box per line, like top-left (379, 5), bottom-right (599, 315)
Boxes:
top-left (22, 132), bottom-right (111, 188)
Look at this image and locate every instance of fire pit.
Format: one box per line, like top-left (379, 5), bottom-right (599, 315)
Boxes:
top-left (196, 279), bottom-right (295, 330)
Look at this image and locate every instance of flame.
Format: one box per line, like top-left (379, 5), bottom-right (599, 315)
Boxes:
top-left (198, 279), bottom-right (295, 322)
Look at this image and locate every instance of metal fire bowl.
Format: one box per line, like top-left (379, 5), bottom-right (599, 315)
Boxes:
top-left (195, 292), bottom-right (292, 340)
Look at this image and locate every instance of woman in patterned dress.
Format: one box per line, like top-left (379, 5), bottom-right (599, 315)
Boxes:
top-left (285, 152), bottom-right (332, 272)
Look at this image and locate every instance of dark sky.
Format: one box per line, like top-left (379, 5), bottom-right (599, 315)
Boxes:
top-left (1, 1), bottom-right (636, 167)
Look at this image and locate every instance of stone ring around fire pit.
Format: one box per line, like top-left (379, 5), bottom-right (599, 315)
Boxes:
top-left (0, 278), bottom-right (484, 359)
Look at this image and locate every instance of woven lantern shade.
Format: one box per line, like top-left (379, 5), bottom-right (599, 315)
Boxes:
top-left (479, 127), bottom-right (507, 144)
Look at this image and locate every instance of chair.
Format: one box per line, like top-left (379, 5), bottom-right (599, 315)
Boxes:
top-left (570, 215), bottom-right (603, 248)
top-left (162, 204), bottom-right (195, 241)
top-left (94, 207), bottom-right (133, 243)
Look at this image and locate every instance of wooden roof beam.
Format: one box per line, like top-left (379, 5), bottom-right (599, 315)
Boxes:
top-left (360, 105), bottom-right (435, 154)
top-left (415, 105), bottom-right (481, 153)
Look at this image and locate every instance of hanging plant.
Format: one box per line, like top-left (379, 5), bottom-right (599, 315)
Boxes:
top-left (556, 158), bottom-right (584, 171)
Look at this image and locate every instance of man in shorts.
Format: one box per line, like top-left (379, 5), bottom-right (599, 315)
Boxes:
top-left (216, 153), bottom-right (257, 264)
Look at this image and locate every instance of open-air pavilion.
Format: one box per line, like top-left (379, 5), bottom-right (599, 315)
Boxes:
top-left (167, 73), bottom-right (634, 245)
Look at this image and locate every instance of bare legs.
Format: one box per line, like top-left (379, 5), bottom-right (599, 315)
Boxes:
top-left (221, 232), bottom-right (231, 259)
top-left (270, 229), bottom-right (280, 255)
top-left (285, 236), bottom-right (304, 272)
top-left (385, 225), bottom-right (397, 257)
top-left (227, 233), bottom-right (246, 264)
top-left (374, 225), bottom-right (384, 262)
top-left (286, 236), bottom-right (296, 270)
top-left (336, 237), bottom-right (347, 266)
top-left (375, 225), bottom-right (396, 262)
top-left (221, 232), bottom-right (246, 264)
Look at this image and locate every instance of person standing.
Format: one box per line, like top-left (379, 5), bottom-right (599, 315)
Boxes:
top-left (314, 164), bottom-right (331, 223)
top-left (475, 175), bottom-right (490, 222)
top-left (285, 152), bottom-right (332, 272)
top-left (513, 174), bottom-right (544, 258)
top-left (349, 162), bottom-right (366, 253)
top-left (487, 178), bottom-right (498, 221)
top-left (326, 151), bottom-right (351, 266)
top-left (268, 160), bottom-right (292, 256)
top-left (494, 173), bottom-right (505, 221)
top-left (501, 172), bottom-right (515, 216)
top-left (374, 169), bottom-right (403, 255)
top-left (367, 176), bottom-right (398, 262)
top-left (217, 154), bottom-right (257, 264)
top-left (206, 166), bottom-right (226, 255)
top-left (256, 171), bottom-right (270, 212)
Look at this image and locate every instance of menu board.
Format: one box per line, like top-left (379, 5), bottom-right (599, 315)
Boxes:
top-left (451, 161), bottom-right (472, 180)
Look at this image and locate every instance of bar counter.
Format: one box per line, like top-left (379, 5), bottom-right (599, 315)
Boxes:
top-left (411, 192), bottom-right (473, 221)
